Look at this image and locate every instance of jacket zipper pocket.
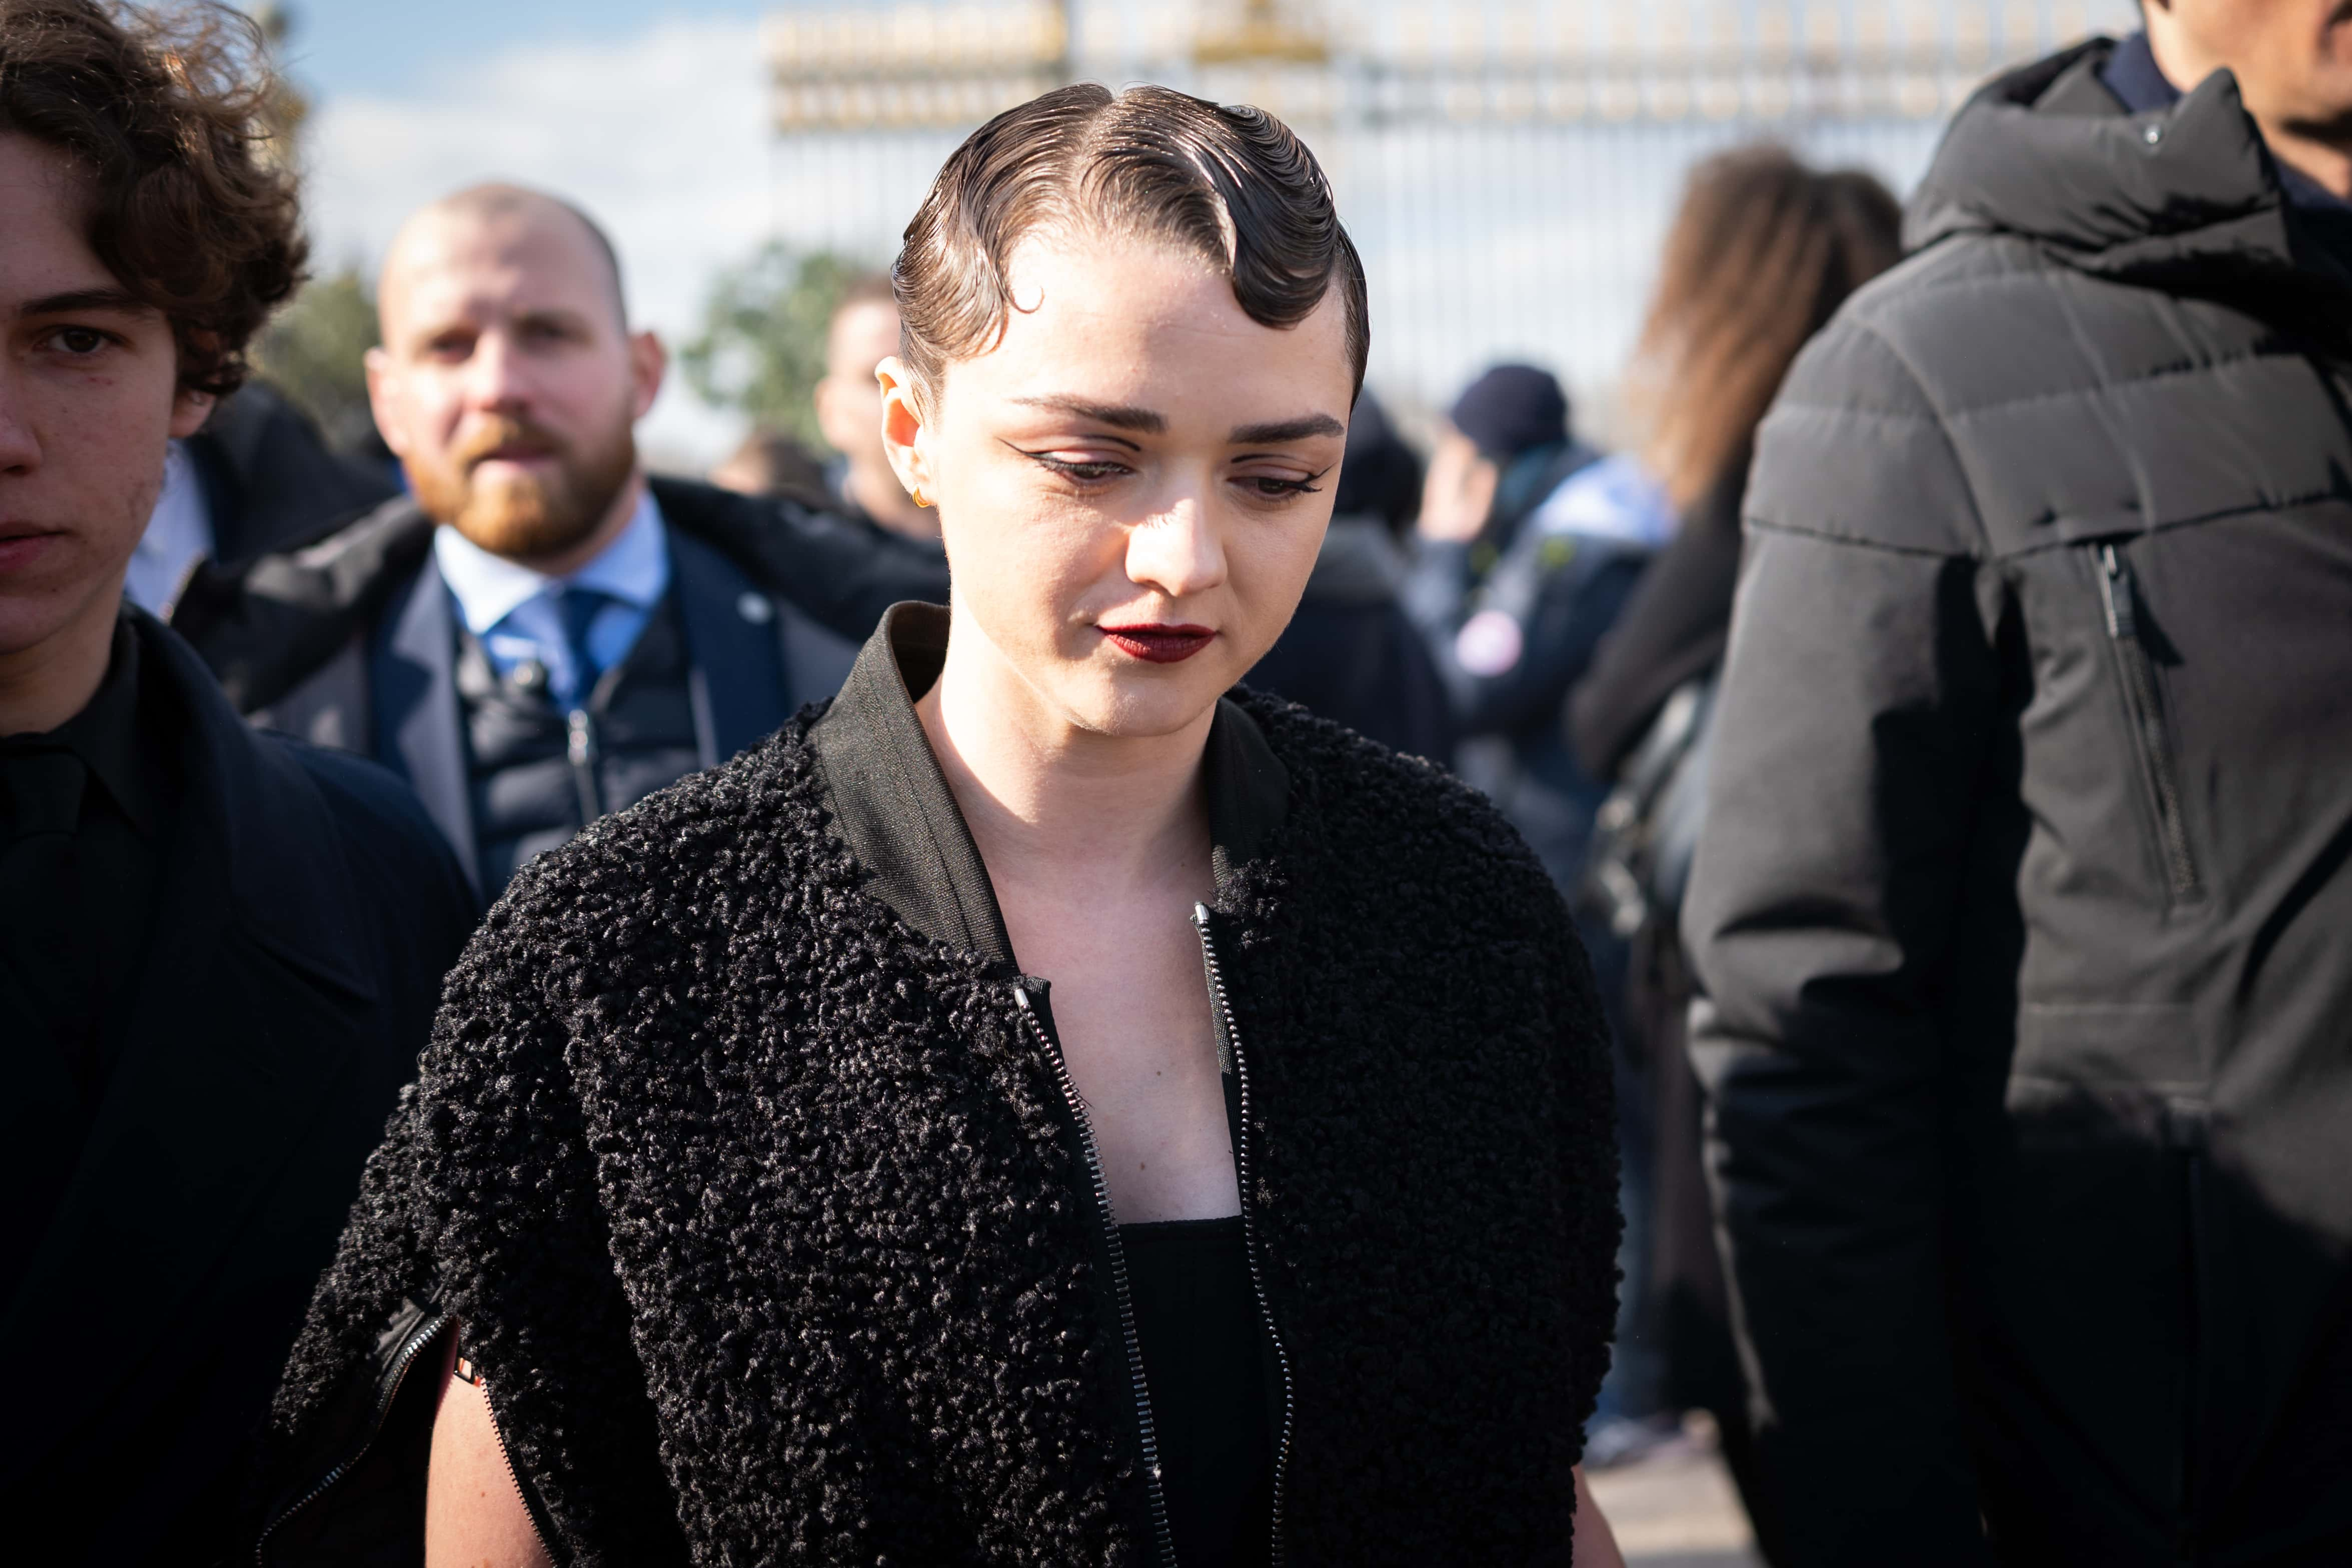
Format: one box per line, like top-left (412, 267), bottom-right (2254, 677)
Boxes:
top-left (1194, 906), bottom-right (1296, 1568)
top-left (255, 1310), bottom-right (454, 1565)
top-left (2096, 546), bottom-right (2201, 901)
top-left (1012, 984), bottom-right (1177, 1568)
top-left (457, 1355), bottom-right (563, 1565)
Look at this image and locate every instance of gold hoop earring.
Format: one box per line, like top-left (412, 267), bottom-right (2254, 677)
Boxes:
top-left (911, 487), bottom-right (931, 509)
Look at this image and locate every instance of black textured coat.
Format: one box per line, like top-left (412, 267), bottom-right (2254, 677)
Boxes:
top-left (257, 606), bottom-right (1619, 1566)
top-left (1685, 40), bottom-right (2352, 1567)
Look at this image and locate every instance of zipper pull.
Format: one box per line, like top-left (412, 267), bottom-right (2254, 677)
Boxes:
top-left (2098, 545), bottom-right (2139, 641)
top-left (567, 708), bottom-right (604, 821)
top-left (1192, 902), bottom-right (1213, 930)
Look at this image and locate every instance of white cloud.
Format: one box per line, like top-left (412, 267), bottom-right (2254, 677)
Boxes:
top-left (304, 18), bottom-right (775, 469)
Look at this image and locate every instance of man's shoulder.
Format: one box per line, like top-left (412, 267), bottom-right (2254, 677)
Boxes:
top-left (1762, 228), bottom-right (2300, 560)
top-left (174, 491), bottom-right (437, 712)
top-left (1804, 226), bottom-right (2264, 428)
top-left (1779, 234), bottom-right (2067, 414)
top-left (650, 475), bottom-right (951, 642)
top-left (263, 733), bottom-right (475, 917)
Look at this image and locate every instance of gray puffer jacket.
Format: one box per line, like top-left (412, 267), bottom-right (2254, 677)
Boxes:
top-left (1684, 40), bottom-right (2352, 1568)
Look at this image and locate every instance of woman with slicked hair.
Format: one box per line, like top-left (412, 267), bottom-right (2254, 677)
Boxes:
top-left (256, 84), bottom-right (1622, 1568)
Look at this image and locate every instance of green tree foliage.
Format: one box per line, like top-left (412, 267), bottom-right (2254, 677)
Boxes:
top-left (254, 267), bottom-right (381, 453)
top-left (679, 244), bottom-right (870, 451)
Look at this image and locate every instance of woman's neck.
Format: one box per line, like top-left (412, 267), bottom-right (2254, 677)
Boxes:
top-left (916, 618), bottom-right (1213, 897)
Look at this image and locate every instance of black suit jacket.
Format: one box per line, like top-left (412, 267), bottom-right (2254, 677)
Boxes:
top-left (0, 610), bottom-right (476, 1564)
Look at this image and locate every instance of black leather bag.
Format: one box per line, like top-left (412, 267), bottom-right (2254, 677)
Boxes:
top-left (1576, 672), bottom-right (1717, 941)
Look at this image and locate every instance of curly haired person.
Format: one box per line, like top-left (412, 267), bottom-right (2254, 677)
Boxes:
top-left (0, 5), bottom-right (474, 1558)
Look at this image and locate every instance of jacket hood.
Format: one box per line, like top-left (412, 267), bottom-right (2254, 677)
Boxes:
top-left (1907, 39), bottom-right (2303, 294)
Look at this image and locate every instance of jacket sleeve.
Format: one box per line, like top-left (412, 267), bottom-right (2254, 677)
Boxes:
top-left (1680, 319), bottom-right (2004, 1565)
top-left (260, 899), bottom-right (689, 1565)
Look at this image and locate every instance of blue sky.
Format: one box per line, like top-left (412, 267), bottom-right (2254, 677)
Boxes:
top-left (283, 2), bottom-right (769, 101)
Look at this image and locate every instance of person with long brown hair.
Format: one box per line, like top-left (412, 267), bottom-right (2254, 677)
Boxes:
top-left (1575, 146), bottom-right (1903, 781)
top-left (1567, 144), bottom-right (1901, 1545)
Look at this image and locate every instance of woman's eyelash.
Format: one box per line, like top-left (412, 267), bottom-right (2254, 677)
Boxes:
top-left (1244, 465), bottom-right (1332, 498)
top-left (1022, 451), bottom-right (1329, 497)
top-left (1024, 452), bottom-right (1129, 481)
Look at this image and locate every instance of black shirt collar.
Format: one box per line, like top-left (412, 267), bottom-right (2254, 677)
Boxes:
top-left (807, 601), bottom-right (1289, 969)
top-left (2, 614), bottom-right (160, 836)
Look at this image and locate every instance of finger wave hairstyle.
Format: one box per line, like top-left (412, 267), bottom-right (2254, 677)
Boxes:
top-left (0, 0), bottom-right (306, 396)
top-left (894, 82), bottom-right (1368, 404)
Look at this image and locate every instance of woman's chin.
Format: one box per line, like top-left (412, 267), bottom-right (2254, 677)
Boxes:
top-left (1053, 660), bottom-right (1231, 740)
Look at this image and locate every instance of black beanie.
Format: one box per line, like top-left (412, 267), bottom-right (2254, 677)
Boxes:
top-left (1447, 363), bottom-right (1569, 460)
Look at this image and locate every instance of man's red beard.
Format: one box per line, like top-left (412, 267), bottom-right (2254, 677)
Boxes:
top-left (410, 413), bottom-right (637, 561)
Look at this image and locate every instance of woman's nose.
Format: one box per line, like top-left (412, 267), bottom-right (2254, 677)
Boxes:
top-left (1123, 491), bottom-right (1227, 601)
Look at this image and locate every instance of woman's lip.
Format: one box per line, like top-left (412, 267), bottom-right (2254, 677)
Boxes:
top-left (1099, 624), bottom-right (1216, 664)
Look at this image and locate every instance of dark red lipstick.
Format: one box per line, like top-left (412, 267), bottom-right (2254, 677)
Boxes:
top-left (1099, 622), bottom-right (1215, 664)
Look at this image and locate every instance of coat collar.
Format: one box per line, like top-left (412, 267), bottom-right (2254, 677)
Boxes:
top-left (134, 606), bottom-right (381, 999)
top-left (806, 602), bottom-right (1289, 969)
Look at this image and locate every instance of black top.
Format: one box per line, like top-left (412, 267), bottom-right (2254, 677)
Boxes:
top-left (1122, 1217), bottom-right (1274, 1567)
top-left (0, 614), bottom-right (176, 1291)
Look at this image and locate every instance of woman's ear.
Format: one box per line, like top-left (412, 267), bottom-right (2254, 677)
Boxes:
top-left (875, 355), bottom-right (933, 509)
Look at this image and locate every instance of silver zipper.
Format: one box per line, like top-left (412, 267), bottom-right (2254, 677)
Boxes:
top-left (2097, 545), bottom-right (2201, 899)
top-left (479, 1369), bottom-right (561, 1563)
top-left (566, 709), bottom-right (602, 822)
top-left (1194, 905), bottom-right (1296, 1568)
top-left (254, 1310), bottom-right (452, 1565)
top-left (1012, 985), bottom-right (1177, 1568)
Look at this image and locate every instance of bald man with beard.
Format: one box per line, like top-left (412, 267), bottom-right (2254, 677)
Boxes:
top-left (178, 184), bottom-right (950, 897)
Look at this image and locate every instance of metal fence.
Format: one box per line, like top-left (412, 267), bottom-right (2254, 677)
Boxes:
top-left (766, 1), bottom-right (2139, 428)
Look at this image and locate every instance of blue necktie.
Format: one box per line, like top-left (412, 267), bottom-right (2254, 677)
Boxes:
top-left (556, 586), bottom-right (615, 698)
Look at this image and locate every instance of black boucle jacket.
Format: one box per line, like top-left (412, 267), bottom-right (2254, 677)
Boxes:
top-left (256, 605), bottom-right (1619, 1566)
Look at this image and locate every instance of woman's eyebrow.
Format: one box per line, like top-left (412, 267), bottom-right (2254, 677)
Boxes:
top-left (1230, 413), bottom-right (1346, 445)
top-left (1012, 394), bottom-right (1165, 433)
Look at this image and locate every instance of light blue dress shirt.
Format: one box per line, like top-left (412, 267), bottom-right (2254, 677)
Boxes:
top-left (126, 441), bottom-right (214, 614)
top-left (432, 487), bottom-right (670, 708)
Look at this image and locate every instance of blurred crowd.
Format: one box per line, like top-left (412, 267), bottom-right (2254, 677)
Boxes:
top-left (7, 0), bottom-right (2352, 1562)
